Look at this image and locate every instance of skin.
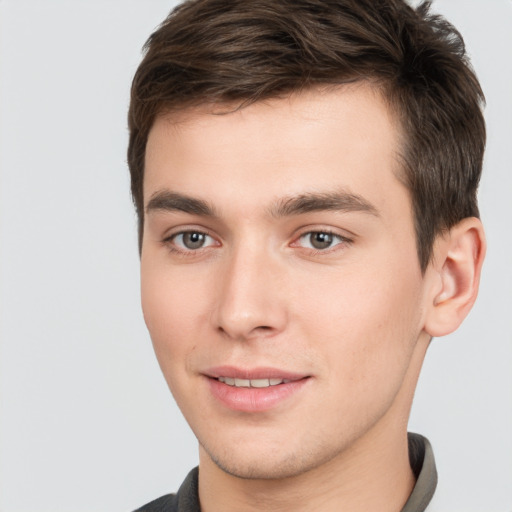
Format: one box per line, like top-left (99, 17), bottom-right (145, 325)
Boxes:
top-left (141, 84), bottom-right (485, 512)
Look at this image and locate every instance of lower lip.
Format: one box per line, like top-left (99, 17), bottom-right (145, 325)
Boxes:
top-left (207, 377), bottom-right (309, 412)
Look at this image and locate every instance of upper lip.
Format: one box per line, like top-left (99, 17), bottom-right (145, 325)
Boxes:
top-left (204, 366), bottom-right (308, 381)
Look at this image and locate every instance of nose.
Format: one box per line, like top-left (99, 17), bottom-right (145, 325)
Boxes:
top-left (212, 242), bottom-right (288, 341)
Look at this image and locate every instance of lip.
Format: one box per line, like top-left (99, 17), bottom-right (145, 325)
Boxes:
top-left (204, 366), bottom-right (310, 412)
top-left (205, 366), bottom-right (307, 381)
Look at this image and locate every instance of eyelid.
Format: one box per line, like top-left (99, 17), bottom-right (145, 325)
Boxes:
top-left (173, 232), bottom-right (216, 249)
top-left (162, 226), bottom-right (221, 253)
top-left (290, 227), bottom-right (353, 252)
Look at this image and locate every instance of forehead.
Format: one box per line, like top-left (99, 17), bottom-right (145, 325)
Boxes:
top-left (144, 84), bottom-right (405, 215)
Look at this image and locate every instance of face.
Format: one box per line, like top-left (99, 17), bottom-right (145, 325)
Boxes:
top-left (141, 85), bottom-right (433, 480)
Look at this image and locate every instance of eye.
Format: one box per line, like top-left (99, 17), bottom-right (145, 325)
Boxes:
top-left (170, 231), bottom-right (217, 251)
top-left (296, 231), bottom-right (346, 251)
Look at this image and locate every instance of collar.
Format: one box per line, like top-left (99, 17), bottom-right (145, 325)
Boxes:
top-left (400, 432), bottom-right (438, 512)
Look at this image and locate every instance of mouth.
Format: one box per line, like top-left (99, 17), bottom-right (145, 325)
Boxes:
top-left (205, 366), bottom-right (307, 385)
top-left (204, 367), bottom-right (310, 412)
top-left (216, 377), bottom-right (291, 388)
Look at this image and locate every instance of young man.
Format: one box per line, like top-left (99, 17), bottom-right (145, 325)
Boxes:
top-left (128, 1), bottom-right (486, 510)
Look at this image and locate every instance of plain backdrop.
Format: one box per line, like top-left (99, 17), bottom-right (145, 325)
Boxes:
top-left (0, 1), bottom-right (511, 511)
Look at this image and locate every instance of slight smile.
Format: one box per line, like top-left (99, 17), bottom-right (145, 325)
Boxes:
top-left (217, 377), bottom-right (291, 388)
top-left (204, 367), bottom-right (311, 413)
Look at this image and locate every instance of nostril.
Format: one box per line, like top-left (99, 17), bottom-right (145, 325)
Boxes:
top-left (216, 324), bottom-right (275, 340)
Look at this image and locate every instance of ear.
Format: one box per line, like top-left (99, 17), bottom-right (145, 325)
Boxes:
top-left (423, 217), bottom-right (486, 338)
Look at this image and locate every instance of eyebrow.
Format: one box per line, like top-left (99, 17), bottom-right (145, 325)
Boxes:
top-left (145, 189), bottom-right (380, 219)
top-left (269, 190), bottom-right (380, 218)
top-left (146, 190), bottom-right (218, 217)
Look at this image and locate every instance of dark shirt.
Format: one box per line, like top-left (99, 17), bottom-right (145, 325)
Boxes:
top-left (135, 432), bottom-right (437, 512)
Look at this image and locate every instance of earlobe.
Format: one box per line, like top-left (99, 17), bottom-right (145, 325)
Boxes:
top-left (424, 217), bottom-right (486, 338)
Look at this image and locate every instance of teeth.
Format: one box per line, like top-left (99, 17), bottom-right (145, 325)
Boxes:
top-left (217, 377), bottom-right (288, 388)
top-left (250, 378), bottom-right (271, 388)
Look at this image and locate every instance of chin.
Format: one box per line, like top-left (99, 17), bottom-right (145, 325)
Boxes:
top-left (201, 438), bottom-right (339, 481)
top-left (210, 453), bottom-right (311, 480)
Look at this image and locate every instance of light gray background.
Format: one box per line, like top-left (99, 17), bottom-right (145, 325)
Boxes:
top-left (0, 1), bottom-right (510, 511)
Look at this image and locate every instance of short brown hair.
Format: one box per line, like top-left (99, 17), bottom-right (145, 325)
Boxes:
top-left (128, 0), bottom-right (485, 271)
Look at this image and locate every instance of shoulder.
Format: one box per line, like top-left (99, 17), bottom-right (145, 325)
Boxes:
top-left (133, 493), bottom-right (177, 512)
top-left (133, 467), bottom-right (200, 512)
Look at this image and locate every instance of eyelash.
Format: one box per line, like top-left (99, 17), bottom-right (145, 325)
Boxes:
top-left (162, 229), bottom-right (217, 256)
top-left (292, 229), bottom-right (352, 254)
top-left (162, 229), bottom-right (352, 256)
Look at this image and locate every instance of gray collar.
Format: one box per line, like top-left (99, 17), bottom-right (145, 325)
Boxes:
top-left (401, 433), bottom-right (438, 512)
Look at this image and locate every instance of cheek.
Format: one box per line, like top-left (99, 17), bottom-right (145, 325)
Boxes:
top-left (140, 260), bottom-right (208, 367)
top-left (299, 272), bottom-right (423, 434)
top-left (295, 259), bottom-right (424, 385)
top-left (140, 265), bottom-right (213, 414)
